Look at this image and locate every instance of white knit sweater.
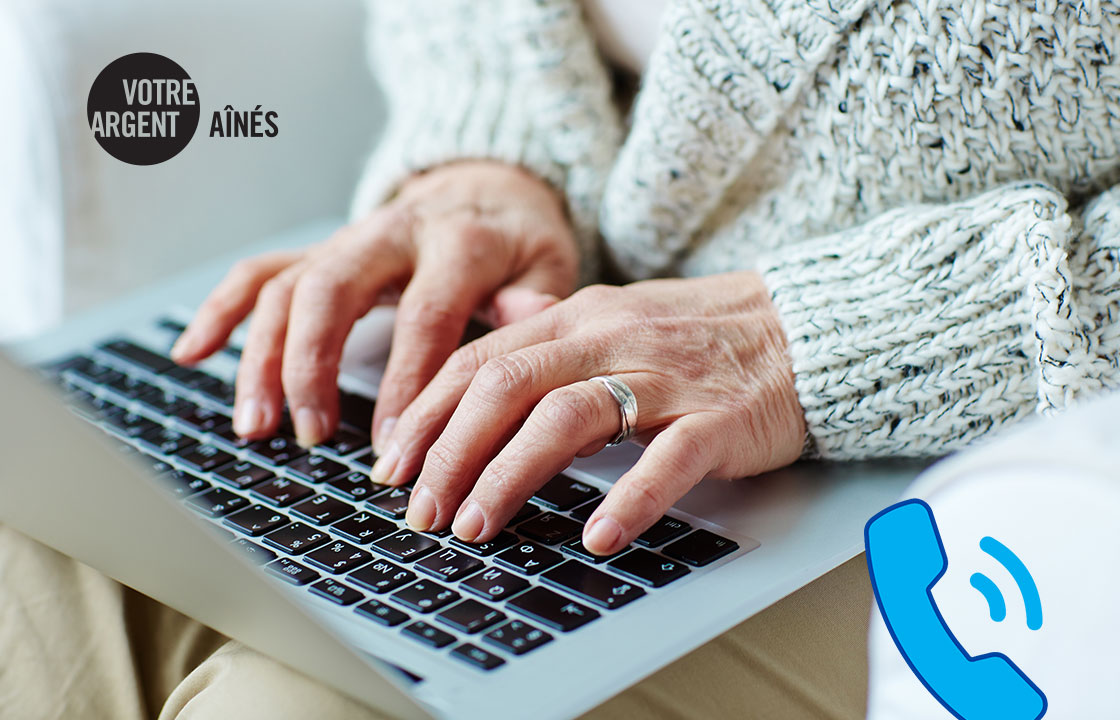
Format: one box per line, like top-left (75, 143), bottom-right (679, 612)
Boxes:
top-left (353, 0), bottom-right (1120, 460)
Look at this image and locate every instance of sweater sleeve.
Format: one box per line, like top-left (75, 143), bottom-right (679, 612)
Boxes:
top-left (758, 182), bottom-right (1120, 459)
top-left (351, 0), bottom-right (623, 284)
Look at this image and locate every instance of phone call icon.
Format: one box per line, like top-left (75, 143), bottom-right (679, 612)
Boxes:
top-left (865, 499), bottom-right (1047, 720)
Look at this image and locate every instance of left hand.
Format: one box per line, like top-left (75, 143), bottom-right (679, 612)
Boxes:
top-left (373, 271), bottom-right (807, 555)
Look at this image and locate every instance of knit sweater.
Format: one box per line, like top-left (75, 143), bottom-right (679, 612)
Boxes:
top-left (352, 0), bottom-right (1120, 460)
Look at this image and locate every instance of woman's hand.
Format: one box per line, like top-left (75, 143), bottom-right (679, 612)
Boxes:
top-left (377, 272), bottom-right (807, 555)
top-left (171, 161), bottom-right (579, 448)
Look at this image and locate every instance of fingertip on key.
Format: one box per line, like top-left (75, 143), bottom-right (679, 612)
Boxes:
top-left (405, 486), bottom-right (437, 532)
top-left (294, 407), bottom-right (329, 448)
top-left (451, 501), bottom-right (485, 543)
top-left (233, 398), bottom-right (265, 437)
top-left (584, 515), bottom-right (623, 556)
top-left (370, 442), bottom-right (401, 485)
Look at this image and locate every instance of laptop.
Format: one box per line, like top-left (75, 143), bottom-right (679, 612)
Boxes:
top-left (0, 220), bottom-right (928, 720)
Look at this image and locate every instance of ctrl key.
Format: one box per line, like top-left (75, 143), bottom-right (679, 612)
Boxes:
top-left (401, 621), bottom-right (455, 649)
top-left (264, 557), bottom-right (320, 586)
top-left (355, 599), bottom-right (410, 628)
top-left (451, 643), bottom-right (505, 671)
top-left (483, 620), bottom-right (552, 656)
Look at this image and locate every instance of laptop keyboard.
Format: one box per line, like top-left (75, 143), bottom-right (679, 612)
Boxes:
top-left (42, 328), bottom-right (754, 674)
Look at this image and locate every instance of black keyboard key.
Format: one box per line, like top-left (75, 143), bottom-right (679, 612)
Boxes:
top-left (415, 547), bottom-right (483, 582)
top-left (449, 531), bottom-right (517, 557)
top-left (265, 557), bottom-right (320, 586)
top-left (608, 549), bottom-right (691, 588)
top-left (355, 599), bottom-right (410, 627)
top-left (253, 477), bottom-right (315, 508)
top-left (402, 621), bottom-right (455, 649)
top-left (327, 471), bottom-right (380, 502)
top-left (365, 486), bottom-right (410, 519)
top-left (156, 317), bottom-right (187, 334)
top-left (450, 643), bottom-right (505, 671)
top-left (138, 426), bottom-right (197, 456)
top-left (164, 365), bottom-right (220, 392)
top-left (484, 620), bottom-right (552, 656)
top-left (372, 530), bottom-right (440, 562)
top-left (350, 451), bottom-right (375, 471)
top-left (172, 405), bottom-right (231, 434)
top-left (392, 580), bottom-right (460, 613)
top-left (517, 512), bottom-right (582, 545)
top-left (290, 494), bottom-right (354, 524)
top-left (318, 428), bottom-right (369, 456)
top-left (635, 516), bottom-right (691, 548)
top-left (186, 488), bottom-right (249, 518)
top-left (507, 502), bottom-right (541, 527)
top-left (247, 435), bottom-right (307, 466)
top-left (286, 454), bottom-right (347, 484)
top-left (533, 475), bottom-right (600, 511)
top-left (561, 539), bottom-right (629, 564)
top-left (176, 443), bottom-right (234, 473)
top-left (99, 339), bottom-right (175, 374)
top-left (542, 560), bottom-right (645, 610)
top-left (310, 578), bottom-right (364, 606)
top-left (224, 505), bottom-right (289, 536)
top-left (495, 541), bottom-right (564, 576)
top-left (349, 559), bottom-right (415, 594)
top-left (262, 522), bottom-right (331, 555)
top-left (569, 497), bottom-right (603, 523)
top-left (161, 470), bottom-right (211, 498)
top-left (214, 461), bottom-right (273, 490)
top-left (332, 511), bottom-right (396, 544)
top-left (196, 379), bottom-right (236, 406)
top-left (211, 425), bottom-right (250, 450)
top-left (461, 567), bottom-right (529, 602)
top-left (338, 390), bottom-right (375, 432)
top-left (230, 539), bottom-right (276, 565)
top-left (105, 373), bottom-right (155, 399)
top-left (103, 411), bottom-right (160, 439)
top-left (437, 599), bottom-right (505, 634)
top-left (137, 387), bottom-right (192, 415)
top-left (305, 540), bottom-right (374, 574)
top-left (663, 530), bottom-right (739, 567)
top-left (507, 586), bottom-right (599, 632)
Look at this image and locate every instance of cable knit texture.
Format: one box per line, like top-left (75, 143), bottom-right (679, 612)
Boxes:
top-left (357, 0), bottom-right (1120, 459)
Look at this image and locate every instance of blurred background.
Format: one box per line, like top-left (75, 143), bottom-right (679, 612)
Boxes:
top-left (0, 0), bottom-right (382, 340)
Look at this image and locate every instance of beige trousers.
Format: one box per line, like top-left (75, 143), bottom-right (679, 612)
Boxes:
top-left (0, 524), bottom-right (870, 720)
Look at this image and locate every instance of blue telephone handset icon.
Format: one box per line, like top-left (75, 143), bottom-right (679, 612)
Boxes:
top-left (865, 500), bottom-right (1046, 720)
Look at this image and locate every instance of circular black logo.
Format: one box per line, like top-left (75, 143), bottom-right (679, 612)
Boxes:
top-left (87, 53), bottom-right (200, 165)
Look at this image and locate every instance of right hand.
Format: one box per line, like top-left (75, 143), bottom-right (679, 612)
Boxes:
top-left (170, 161), bottom-right (580, 451)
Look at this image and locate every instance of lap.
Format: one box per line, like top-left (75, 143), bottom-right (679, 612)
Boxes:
top-left (0, 526), bottom-right (869, 720)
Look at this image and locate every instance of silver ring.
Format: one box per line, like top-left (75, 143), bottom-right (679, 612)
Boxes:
top-left (590, 375), bottom-right (638, 447)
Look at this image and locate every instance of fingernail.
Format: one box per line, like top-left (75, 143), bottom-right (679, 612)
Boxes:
top-left (405, 486), bottom-right (437, 532)
top-left (233, 398), bottom-right (264, 437)
top-left (452, 501), bottom-right (485, 542)
top-left (170, 332), bottom-right (195, 361)
top-left (294, 407), bottom-right (329, 448)
top-left (370, 441), bottom-right (401, 485)
top-left (374, 417), bottom-right (397, 455)
top-left (584, 516), bottom-right (623, 555)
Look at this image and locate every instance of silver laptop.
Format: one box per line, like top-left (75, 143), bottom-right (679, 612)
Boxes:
top-left (0, 220), bottom-right (927, 720)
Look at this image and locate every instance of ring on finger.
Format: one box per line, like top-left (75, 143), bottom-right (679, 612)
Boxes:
top-left (590, 375), bottom-right (638, 447)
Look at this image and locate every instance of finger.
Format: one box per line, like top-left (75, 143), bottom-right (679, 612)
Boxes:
top-left (232, 263), bottom-right (305, 439)
top-left (371, 238), bottom-right (508, 454)
top-left (282, 239), bottom-right (410, 447)
top-left (583, 415), bottom-right (718, 555)
top-left (369, 303), bottom-right (566, 485)
top-left (483, 258), bottom-right (573, 327)
top-left (403, 340), bottom-right (609, 532)
top-left (172, 251), bottom-right (303, 364)
top-left (450, 374), bottom-right (656, 542)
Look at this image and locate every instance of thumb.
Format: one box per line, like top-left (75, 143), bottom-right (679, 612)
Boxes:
top-left (486, 285), bottom-right (561, 326)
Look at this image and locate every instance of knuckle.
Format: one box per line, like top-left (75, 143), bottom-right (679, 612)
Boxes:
top-left (227, 257), bottom-right (266, 284)
top-left (623, 479), bottom-right (666, 519)
top-left (422, 441), bottom-right (465, 489)
top-left (571, 283), bottom-right (618, 307)
top-left (539, 385), bottom-right (601, 432)
top-left (398, 296), bottom-right (460, 338)
top-left (294, 270), bottom-right (349, 310)
top-left (258, 276), bottom-right (294, 307)
top-left (446, 343), bottom-right (488, 378)
top-left (474, 352), bottom-right (538, 399)
top-left (281, 358), bottom-right (323, 391)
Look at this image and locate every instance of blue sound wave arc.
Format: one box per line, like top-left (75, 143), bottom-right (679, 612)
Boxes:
top-left (969, 573), bottom-right (1006, 622)
top-left (979, 536), bottom-right (1043, 631)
